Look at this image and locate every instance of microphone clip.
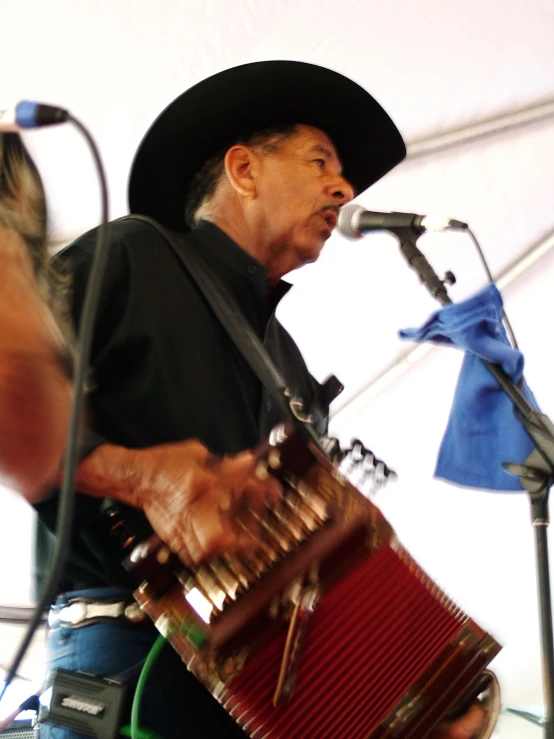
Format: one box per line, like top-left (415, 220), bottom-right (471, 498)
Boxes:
top-left (394, 226), bottom-right (452, 305)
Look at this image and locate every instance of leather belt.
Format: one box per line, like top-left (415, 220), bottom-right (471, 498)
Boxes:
top-left (47, 597), bottom-right (147, 629)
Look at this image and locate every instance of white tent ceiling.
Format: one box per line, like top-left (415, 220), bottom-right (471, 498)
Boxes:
top-left (2, 0), bottom-right (554, 734)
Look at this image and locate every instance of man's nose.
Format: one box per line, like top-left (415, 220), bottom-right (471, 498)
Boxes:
top-left (327, 175), bottom-right (355, 205)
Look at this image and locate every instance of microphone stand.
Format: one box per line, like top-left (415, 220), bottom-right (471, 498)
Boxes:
top-left (394, 226), bottom-right (554, 738)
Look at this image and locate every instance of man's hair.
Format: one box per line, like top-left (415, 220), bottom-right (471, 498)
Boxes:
top-left (184, 124), bottom-right (298, 228)
top-left (0, 133), bottom-right (48, 278)
top-left (0, 133), bottom-right (73, 348)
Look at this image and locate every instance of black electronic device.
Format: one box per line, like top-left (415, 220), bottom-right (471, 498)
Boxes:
top-left (38, 669), bottom-right (125, 739)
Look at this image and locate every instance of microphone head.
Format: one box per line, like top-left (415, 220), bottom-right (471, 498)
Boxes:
top-left (337, 203), bottom-right (365, 240)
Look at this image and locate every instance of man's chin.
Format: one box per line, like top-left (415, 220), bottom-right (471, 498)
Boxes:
top-left (299, 239), bottom-right (326, 266)
top-left (283, 231), bottom-right (329, 272)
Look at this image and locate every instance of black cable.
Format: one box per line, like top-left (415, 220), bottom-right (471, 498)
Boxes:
top-left (467, 227), bottom-right (519, 350)
top-left (0, 113), bottom-right (110, 702)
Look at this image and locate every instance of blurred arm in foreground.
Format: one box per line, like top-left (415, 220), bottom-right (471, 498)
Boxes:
top-left (0, 133), bottom-right (72, 500)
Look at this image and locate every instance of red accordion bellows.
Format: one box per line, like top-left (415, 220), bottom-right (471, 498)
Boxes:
top-left (220, 544), bottom-right (476, 738)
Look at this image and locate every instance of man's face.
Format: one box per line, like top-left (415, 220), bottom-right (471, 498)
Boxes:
top-left (251, 124), bottom-right (354, 278)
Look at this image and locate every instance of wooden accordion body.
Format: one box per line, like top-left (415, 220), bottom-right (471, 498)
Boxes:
top-left (127, 428), bottom-right (501, 738)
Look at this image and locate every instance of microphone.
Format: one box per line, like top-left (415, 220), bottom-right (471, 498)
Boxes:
top-left (0, 101), bottom-right (69, 132)
top-left (337, 203), bottom-right (468, 240)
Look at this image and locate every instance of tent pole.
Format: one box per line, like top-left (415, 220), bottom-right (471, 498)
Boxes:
top-left (407, 98), bottom-right (554, 159)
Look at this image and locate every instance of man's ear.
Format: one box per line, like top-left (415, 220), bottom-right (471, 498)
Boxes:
top-left (223, 145), bottom-right (257, 200)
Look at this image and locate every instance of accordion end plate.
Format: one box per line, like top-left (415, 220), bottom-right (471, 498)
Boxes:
top-left (383, 691), bottom-right (425, 736)
top-left (451, 623), bottom-right (482, 654)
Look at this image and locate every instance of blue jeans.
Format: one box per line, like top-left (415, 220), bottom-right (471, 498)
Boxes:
top-left (39, 588), bottom-right (246, 739)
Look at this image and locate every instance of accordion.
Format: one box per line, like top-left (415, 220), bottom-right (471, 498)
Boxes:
top-left (124, 426), bottom-right (501, 738)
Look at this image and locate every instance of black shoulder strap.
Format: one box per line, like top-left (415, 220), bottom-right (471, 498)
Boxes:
top-left (125, 215), bottom-right (317, 435)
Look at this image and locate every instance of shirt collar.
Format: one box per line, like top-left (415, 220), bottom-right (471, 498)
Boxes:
top-left (189, 219), bottom-right (292, 310)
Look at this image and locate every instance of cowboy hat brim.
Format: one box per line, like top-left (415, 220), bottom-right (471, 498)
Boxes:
top-left (128, 60), bottom-right (406, 230)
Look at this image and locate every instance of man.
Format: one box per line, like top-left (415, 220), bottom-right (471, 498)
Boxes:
top-left (0, 133), bottom-right (72, 499)
top-left (36, 61), bottom-right (484, 738)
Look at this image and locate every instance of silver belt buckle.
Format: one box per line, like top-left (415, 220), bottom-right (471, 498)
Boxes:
top-left (48, 600), bottom-right (88, 628)
top-left (47, 598), bottom-right (145, 628)
top-left (62, 601), bottom-right (89, 625)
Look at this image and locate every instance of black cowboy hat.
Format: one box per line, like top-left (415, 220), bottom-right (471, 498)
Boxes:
top-left (128, 60), bottom-right (406, 230)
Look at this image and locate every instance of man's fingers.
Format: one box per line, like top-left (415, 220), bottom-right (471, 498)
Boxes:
top-left (239, 469), bottom-right (282, 508)
top-left (219, 451), bottom-right (257, 476)
top-left (212, 451), bottom-right (282, 511)
top-left (189, 494), bottom-right (244, 560)
top-left (160, 524), bottom-right (196, 568)
top-left (432, 703), bottom-right (485, 739)
top-left (446, 704), bottom-right (485, 738)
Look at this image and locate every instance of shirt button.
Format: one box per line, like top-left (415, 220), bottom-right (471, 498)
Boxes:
top-left (248, 265), bottom-right (257, 275)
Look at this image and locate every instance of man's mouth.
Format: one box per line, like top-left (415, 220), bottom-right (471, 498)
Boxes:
top-left (320, 209), bottom-right (338, 230)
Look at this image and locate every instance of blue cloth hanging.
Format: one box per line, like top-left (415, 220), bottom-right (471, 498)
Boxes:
top-left (398, 283), bottom-right (539, 491)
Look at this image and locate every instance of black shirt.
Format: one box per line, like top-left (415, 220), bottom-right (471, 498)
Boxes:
top-left (35, 218), bottom-right (327, 592)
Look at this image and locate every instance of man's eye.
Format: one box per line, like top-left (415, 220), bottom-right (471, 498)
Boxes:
top-left (313, 158), bottom-right (326, 168)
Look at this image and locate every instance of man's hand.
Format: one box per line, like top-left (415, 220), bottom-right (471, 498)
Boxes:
top-left (134, 441), bottom-right (282, 564)
top-left (76, 439), bottom-right (282, 565)
top-left (430, 703), bottom-right (485, 739)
